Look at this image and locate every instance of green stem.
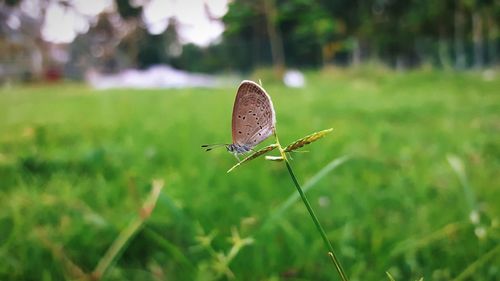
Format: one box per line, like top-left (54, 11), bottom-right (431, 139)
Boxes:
top-left (284, 160), bottom-right (349, 281)
top-left (92, 181), bottom-right (163, 280)
top-left (93, 216), bottom-right (144, 279)
top-left (453, 243), bottom-right (500, 281)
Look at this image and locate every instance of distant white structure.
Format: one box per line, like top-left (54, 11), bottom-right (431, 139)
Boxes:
top-left (86, 65), bottom-right (218, 89)
top-left (283, 69), bottom-right (305, 88)
top-left (482, 69), bottom-right (496, 82)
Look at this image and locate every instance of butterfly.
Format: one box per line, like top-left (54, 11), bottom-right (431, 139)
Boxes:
top-left (202, 80), bottom-right (276, 160)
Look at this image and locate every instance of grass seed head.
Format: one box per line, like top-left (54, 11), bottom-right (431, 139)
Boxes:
top-left (284, 128), bottom-right (333, 152)
top-left (227, 144), bottom-right (279, 173)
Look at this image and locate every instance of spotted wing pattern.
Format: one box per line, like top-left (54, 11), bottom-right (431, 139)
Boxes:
top-left (231, 80), bottom-right (276, 148)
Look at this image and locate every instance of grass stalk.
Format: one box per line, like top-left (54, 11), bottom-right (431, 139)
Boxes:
top-left (452, 243), bottom-right (500, 281)
top-left (92, 180), bottom-right (163, 280)
top-left (284, 160), bottom-right (349, 281)
top-left (274, 132), bottom-right (348, 281)
top-left (261, 155), bottom-right (349, 230)
top-left (92, 215), bottom-right (144, 279)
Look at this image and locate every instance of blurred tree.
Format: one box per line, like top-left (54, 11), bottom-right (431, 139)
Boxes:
top-left (2, 0), bottom-right (499, 77)
top-left (115, 0), bottom-right (142, 19)
top-left (0, 1), bottom-right (46, 81)
top-left (264, 0), bottom-right (285, 77)
top-left (4, 0), bottom-right (22, 6)
top-left (222, 0), bottom-right (270, 70)
top-left (222, 0), bottom-right (347, 69)
top-left (280, 0), bottom-right (343, 66)
top-left (221, 0), bottom-right (499, 70)
top-left (68, 12), bottom-right (126, 78)
top-left (468, 0), bottom-right (499, 68)
top-left (486, 4), bottom-right (500, 65)
top-left (129, 19), bottom-right (183, 69)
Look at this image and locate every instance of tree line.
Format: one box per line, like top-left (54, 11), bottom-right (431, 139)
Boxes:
top-left (1, 0), bottom-right (499, 79)
top-left (213, 0), bottom-right (500, 72)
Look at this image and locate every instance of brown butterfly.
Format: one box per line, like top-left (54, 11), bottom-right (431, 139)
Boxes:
top-left (202, 80), bottom-right (276, 160)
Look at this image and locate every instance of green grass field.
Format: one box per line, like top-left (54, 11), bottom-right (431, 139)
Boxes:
top-left (0, 69), bottom-right (499, 280)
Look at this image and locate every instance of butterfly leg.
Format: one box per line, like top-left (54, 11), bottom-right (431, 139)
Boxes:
top-left (233, 153), bottom-right (241, 162)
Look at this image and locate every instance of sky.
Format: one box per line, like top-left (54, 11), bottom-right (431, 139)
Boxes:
top-left (36, 0), bottom-right (228, 46)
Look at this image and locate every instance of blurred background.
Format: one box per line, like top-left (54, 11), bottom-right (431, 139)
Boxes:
top-left (0, 0), bottom-right (499, 280)
top-left (1, 0), bottom-right (499, 83)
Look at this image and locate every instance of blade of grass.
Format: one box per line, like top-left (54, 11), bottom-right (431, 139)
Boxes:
top-left (35, 226), bottom-right (88, 280)
top-left (143, 228), bottom-right (195, 272)
top-left (92, 180), bottom-right (164, 280)
top-left (271, 129), bottom-right (348, 281)
top-left (452, 243), bottom-right (500, 281)
top-left (390, 221), bottom-right (466, 257)
top-left (261, 155), bottom-right (350, 230)
top-left (447, 154), bottom-right (476, 212)
top-left (284, 159), bottom-right (349, 281)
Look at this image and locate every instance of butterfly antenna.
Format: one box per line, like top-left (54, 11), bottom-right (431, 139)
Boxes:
top-left (201, 143), bottom-right (228, 152)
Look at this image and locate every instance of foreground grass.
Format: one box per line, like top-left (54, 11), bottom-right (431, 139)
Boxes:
top-left (0, 69), bottom-right (499, 280)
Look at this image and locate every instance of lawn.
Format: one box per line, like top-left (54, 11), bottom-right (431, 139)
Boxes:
top-left (0, 68), bottom-right (499, 280)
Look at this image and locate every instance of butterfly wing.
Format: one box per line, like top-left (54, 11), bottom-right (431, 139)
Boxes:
top-left (231, 80), bottom-right (276, 148)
